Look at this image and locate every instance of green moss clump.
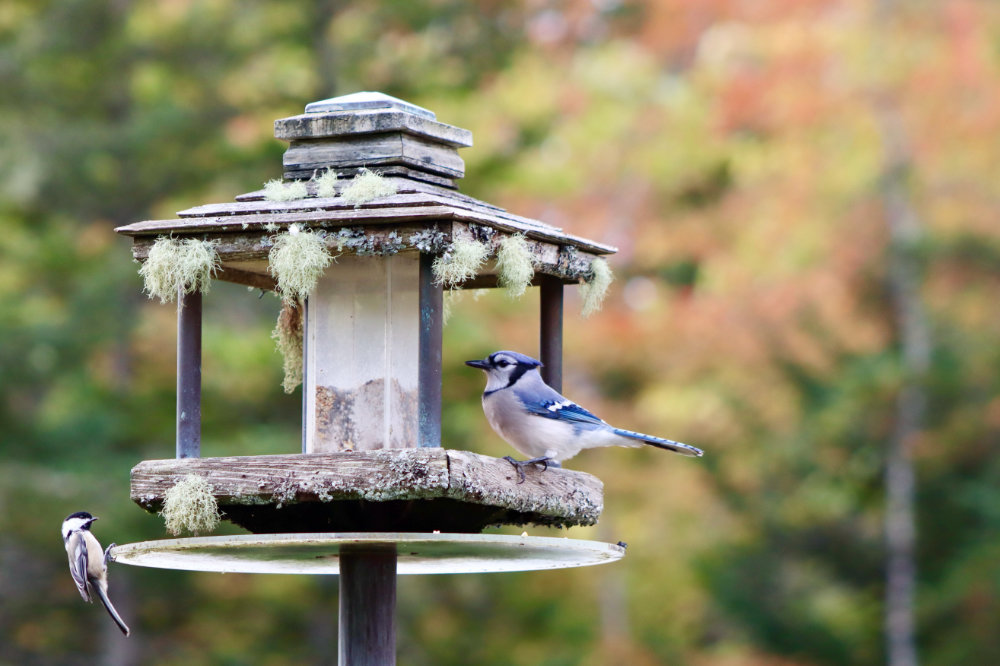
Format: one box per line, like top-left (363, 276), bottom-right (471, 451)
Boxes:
top-left (339, 168), bottom-right (398, 207)
top-left (312, 168), bottom-right (340, 199)
top-left (268, 224), bottom-right (332, 301)
top-left (432, 238), bottom-right (489, 289)
top-left (496, 234), bottom-right (535, 299)
top-left (138, 237), bottom-right (220, 304)
top-left (272, 299), bottom-right (303, 393)
top-left (263, 178), bottom-right (308, 202)
top-left (580, 257), bottom-right (614, 317)
top-left (160, 474), bottom-right (221, 536)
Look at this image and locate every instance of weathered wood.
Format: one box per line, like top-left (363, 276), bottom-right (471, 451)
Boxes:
top-left (126, 221), bottom-right (601, 289)
top-left (283, 164), bottom-right (458, 188)
top-left (114, 188), bottom-right (617, 256)
top-left (274, 107), bottom-right (473, 147)
top-left (130, 449), bottom-right (604, 532)
top-left (215, 265), bottom-right (277, 291)
top-left (283, 133), bottom-right (466, 180)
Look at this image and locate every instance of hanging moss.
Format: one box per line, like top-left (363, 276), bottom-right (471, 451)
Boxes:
top-left (138, 237), bottom-right (220, 304)
top-left (160, 474), bottom-right (221, 536)
top-left (496, 234), bottom-right (535, 299)
top-left (432, 238), bottom-right (489, 289)
top-left (263, 178), bottom-right (308, 202)
top-left (312, 168), bottom-right (340, 199)
top-left (268, 224), bottom-right (332, 302)
top-left (580, 257), bottom-right (614, 317)
top-left (272, 299), bottom-right (303, 393)
top-left (339, 167), bottom-right (398, 207)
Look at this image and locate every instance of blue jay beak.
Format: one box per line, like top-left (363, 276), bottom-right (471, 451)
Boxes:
top-left (465, 359), bottom-right (489, 370)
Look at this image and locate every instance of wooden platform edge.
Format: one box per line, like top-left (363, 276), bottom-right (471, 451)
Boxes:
top-left (130, 449), bottom-right (604, 527)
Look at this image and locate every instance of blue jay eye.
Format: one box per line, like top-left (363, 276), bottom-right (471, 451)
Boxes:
top-left (495, 359), bottom-right (511, 367)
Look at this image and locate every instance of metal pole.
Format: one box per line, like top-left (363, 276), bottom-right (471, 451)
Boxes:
top-left (301, 297), bottom-right (309, 454)
top-left (418, 253), bottom-right (442, 448)
top-left (339, 546), bottom-right (397, 666)
top-left (539, 275), bottom-right (563, 392)
top-left (176, 288), bottom-right (202, 458)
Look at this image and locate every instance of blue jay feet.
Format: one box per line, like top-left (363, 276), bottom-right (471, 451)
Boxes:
top-left (502, 456), bottom-right (560, 484)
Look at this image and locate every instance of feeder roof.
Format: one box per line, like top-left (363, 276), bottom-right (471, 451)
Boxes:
top-left (115, 94), bottom-right (617, 290)
top-left (115, 177), bottom-right (614, 255)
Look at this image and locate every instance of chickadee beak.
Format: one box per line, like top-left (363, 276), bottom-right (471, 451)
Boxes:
top-left (465, 359), bottom-right (490, 370)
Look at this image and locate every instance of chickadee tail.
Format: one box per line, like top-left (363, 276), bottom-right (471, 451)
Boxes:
top-left (612, 428), bottom-right (704, 457)
top-left (92, 582), bottom-right (130, 637)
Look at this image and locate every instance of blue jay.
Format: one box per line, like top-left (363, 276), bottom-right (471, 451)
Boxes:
top-left (466, 350), bottom-right (703, 482)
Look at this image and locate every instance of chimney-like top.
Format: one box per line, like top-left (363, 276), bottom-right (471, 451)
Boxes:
top-left (304, 91), bottom-right (436, 119)
top-left (275, 92), bottom-right (473, 187)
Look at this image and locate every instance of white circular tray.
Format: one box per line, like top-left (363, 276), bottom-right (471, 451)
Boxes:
top-left (110, 532), bottom-right (626, 575)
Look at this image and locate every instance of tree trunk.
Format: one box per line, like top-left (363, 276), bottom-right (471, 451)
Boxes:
top-left (874, 60), bottom-right (930, 666)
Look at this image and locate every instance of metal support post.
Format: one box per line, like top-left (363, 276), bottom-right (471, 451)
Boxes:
top-left (418, 253), bottom-right (443, 447)
top-left (539, 276), bottom-right (564, 392)
top-left (176, 289), bottom-right (202, 458)
top-left (339, 546), bottom-right (397, 666)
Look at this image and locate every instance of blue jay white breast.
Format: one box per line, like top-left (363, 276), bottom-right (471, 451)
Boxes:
top-left (465, 350), bottom-right (703, 465)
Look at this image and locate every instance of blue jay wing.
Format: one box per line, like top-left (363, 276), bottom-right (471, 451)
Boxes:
top-left (525, 398), bottom-right (607, 427)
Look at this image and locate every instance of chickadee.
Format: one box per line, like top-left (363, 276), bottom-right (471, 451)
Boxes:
top-left (466, 351), bottom-right (703, 481)
top-left (61, 511), bottom-right (130, 637)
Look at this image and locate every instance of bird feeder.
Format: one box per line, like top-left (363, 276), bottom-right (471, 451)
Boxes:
top-left (112, 93), bottom-right (624, 664)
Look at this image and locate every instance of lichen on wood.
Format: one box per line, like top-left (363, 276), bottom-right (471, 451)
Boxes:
top-left (432, 238), bottom-right (488, 289)
top-left (580, 257), bottom-right (613, 317)
top-left (138, 237), bottom-right (220, 303)
top-left (312, 168), bottom-right (340, 199)
top-left (338, 167), bottom-right (398, 207)
top-left (160, 474), bottom-right (221, 536)
top-left (272, 299), bottom-right (303, 393)
top-left (262, 178), bottom-right (308, 202)
top-left (268, 224), bottom-right (332, 301)
top-left (496, 233), bottom-right (536, 299)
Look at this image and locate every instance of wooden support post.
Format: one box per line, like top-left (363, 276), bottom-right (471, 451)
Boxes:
top-left (339, 546), bottom-right (397, 666)
top-left (176, 289), bottom-right (202, 459)
top-left (539, 275), bottom-right (563, 392)
top-left (418, 253), bottom-right (443, 448)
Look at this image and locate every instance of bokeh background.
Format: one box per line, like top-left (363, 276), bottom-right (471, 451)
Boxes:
top-left (2, 1), bottom-right (999, 664)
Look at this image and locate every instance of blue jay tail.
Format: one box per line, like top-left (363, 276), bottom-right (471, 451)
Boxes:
top-left (612, 428), bottom-right (704, 457)
top-left (91, 581), bottom-right (130, 637)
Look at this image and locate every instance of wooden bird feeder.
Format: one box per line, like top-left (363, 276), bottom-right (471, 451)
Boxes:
top-left (112, 92), bottom-right (623, 664)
